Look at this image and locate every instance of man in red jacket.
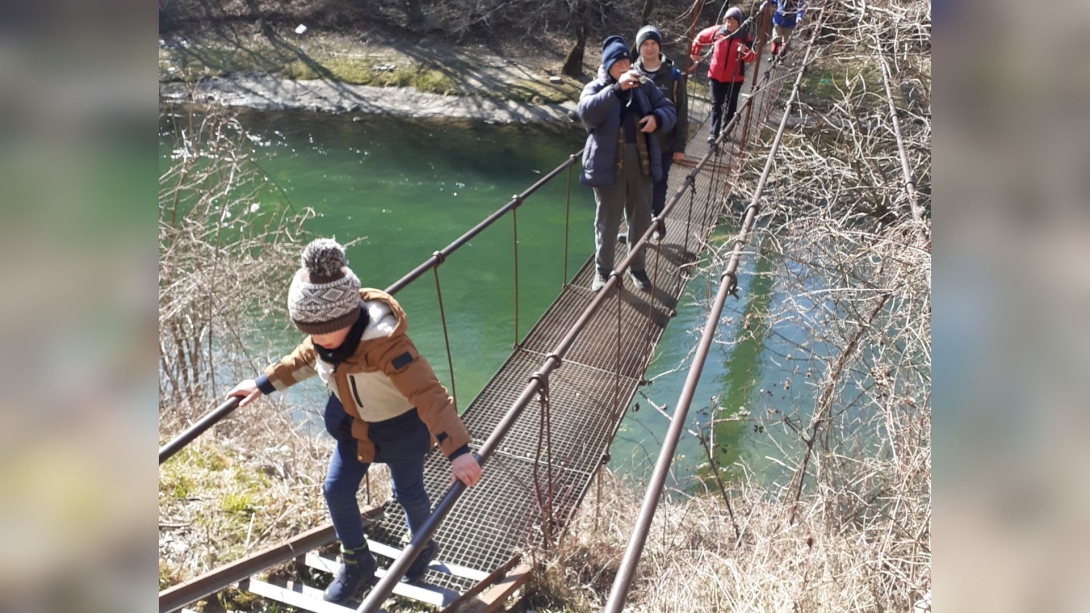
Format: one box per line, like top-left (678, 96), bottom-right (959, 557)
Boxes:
top-left (690, 6), bottom-right (756, 146)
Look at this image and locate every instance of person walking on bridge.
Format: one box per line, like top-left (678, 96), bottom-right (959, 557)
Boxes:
top-left (689, 6), bottom-right (756, 146)
top-left (578, 35), bottom-right (677, 292)
top-left (769, 0), bottom-right (805, 56)
top-left (227, 238), bottom-right (482, 604)
top-left (633, 24), bottom-right (689, 238)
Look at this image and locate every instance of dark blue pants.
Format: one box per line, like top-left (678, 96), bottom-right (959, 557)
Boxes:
top-left (322, 395), bottom-right (432, 550)
top-left (652, 149), bottom-right (675, 218)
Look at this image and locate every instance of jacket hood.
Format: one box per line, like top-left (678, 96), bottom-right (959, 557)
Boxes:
top-left (359, 288), bottom-right (407, 341)
top-left (596, 63), bottom-right (612, 82)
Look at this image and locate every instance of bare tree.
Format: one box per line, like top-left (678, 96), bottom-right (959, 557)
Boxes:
top-left (404, 0), bottom-right (426, 29)
top-left (158, 106), bottom-right (312, 420)
top-left (562, 0), bottom-right (590, 77)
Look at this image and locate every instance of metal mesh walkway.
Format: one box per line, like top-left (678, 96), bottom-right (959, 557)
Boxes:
top-left (362, 61), bottom-right (790, 595)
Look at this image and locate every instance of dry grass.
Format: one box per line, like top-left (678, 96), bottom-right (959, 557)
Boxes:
top-left (159, 396), bottom-right (928, 612)
top-left (519, 450), bottom-right (929, 612)
top-left (158, 398), bottom-right (396, 610)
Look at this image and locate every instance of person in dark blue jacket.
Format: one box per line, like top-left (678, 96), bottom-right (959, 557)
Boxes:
top-left (770, 0), bottom-right (805, 55)
top-left (578, 35), bottom-right (677, 292)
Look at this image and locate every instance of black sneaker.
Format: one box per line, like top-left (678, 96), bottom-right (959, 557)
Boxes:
top-left (627, 269), bottom-right (652, 291)
top-left (402, 540), bottom-right (438, 583)
top-left (592, 270), bottom-right (610, 291)
top-left (323, 545), bottom-right (377, 603)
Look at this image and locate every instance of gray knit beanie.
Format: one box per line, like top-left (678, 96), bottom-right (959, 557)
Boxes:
top-left (635, 25), bottom-right (662, 50)
top-left (287, 238), bottom-right (362, 335)
top-left (724, 6), bottom-right (744, 23)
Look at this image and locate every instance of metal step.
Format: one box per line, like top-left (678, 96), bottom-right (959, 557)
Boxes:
top-left (363, 537), bottom-right (490, 582)
top-left (304, 552), bottom-right (462, 608)
top-left (242, 578), bottom-right (370, 613)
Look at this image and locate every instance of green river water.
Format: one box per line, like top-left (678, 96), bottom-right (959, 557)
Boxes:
top-left (160, 108), bottom-right (820, 489)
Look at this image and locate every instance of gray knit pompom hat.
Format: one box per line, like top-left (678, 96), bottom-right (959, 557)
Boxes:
top-left (287, 238), bottom-right (362, 335)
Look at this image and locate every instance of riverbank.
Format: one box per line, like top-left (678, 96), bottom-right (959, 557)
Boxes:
top-left (159, 27), bottom-right (586, 123)
top-left (160, 75), bottom-right (580, 122)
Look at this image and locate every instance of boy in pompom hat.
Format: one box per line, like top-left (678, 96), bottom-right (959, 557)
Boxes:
top-left (690, 5), bottom-right (756, 145)
top-left (633, 24), bottom-right (688, 237)
top-left (577, 35), bottom-right (677, 293)
top-left (227, 238), bottom-right (481, 603)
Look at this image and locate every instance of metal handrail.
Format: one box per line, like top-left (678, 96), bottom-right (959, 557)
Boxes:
top-left (603, 16), bottom-right (824, 611)
top-left (158, 507), bottom-right (385, 613)
top-left (159, 397), bottom-right (240, 464)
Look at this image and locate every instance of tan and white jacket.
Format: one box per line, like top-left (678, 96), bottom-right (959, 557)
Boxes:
top-left (259, 288), bottom-right (471, 464)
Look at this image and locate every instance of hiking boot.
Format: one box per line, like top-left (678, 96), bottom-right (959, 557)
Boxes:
top-left (323, 544), bottom-right (377, 603)
top-left (592, 270), bottom-right (610, 291)
top-left (402, 540), bottom-right (438, 583)
top-left (627, 269), bottom-right (652, 292)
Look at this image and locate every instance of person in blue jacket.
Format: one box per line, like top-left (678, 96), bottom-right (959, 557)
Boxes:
top-left (770, 0), bottom-right (805, 55)
top-left (577, 35), bottom-right (677, 293)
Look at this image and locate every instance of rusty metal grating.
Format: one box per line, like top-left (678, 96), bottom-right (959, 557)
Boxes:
top-left (519, 276), bottom-right (669, 379)
top-left (368, 453), bottom-right (588, 592)
top-left (462, 348), bottom-right (638, 471)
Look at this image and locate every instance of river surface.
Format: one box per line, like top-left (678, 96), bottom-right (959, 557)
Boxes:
top-left (160, 108), bottom-right (822, 489)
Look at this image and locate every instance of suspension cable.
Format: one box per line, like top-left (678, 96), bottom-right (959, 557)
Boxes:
top-left (433, 257), bottom-right (457, 410)
top-left (512, 198), bottom-right (521, 347)
top-left (531, 373), bottom-right (556, 547)
top-left (563, 155), bottom-right (574, 287)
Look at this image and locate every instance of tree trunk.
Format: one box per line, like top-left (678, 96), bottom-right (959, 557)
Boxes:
top-left (404, 0), bottom-right (425, 29)
top-left (562, 0), bottom-right (588, 77)
top-left (639, 0), bottom-right (654, 27)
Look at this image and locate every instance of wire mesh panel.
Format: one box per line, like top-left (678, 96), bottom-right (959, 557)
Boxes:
top-left (462, 349), bottom-right (637, 471)
top-left (366, 454), bottom-right (588, 592)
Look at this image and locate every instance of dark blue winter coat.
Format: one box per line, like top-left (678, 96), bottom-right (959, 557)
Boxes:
top-left (577, 64), bottom-right (677, 188)
top-left (772, 0), bottom-right (805, 28)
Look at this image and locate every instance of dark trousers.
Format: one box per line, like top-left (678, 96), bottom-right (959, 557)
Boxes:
top-left (651, 149), bottom-right (675, 218)
top-left (709, 78), bottom-right (744, 140)
top-left (322, 395), bottom-right (432, 550)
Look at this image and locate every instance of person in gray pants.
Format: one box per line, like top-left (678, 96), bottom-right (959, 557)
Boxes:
top-left (577, 35), bottom-right (677, 292)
